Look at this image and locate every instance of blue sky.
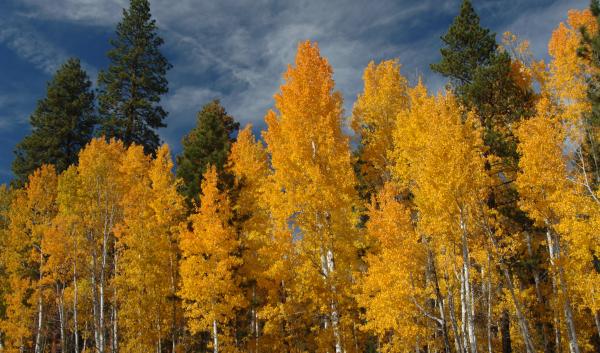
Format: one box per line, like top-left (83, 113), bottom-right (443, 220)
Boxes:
top-left (0, 0), bottom-right (589, 184)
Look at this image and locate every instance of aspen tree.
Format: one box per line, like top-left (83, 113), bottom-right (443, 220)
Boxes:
top-left (516, 97), bottom-right (584, 353)
top-left (352, 60), bottom-right (409, 197)
top-left (53, 165), bottom-right (88, 353)
top-left (75, 138), bottom-right (126, 353)
top-left (228, 125), bottom-right (270, 352)
top-left (115, 144), bottom-right (184, 353)
top-left (357, 183), bottom-right (428, 352)
top-left (179, 166), bottom-right (245, 353)
top-left (0, 166), bottom-right (57, 353)
top-left (263, 40), bottom-right (361, 353)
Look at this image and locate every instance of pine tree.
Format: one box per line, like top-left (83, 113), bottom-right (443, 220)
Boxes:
top-left (12, 58), bottom-right (95, 187)
top-left (176, 100), bottom-right (239, 207)
top-left (97, 0), bottom-right (171, 154)
top-left (431, 0), bottom-right (534, 161)
top-left (430, 0), bottom-right (496, 89)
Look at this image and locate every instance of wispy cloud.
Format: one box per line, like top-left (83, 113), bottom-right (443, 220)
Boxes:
top-left (18, 0), bottom-right (127, 25)
top-left (1, 0), bottom-right (593, 149)
top-left (15, 0), bottom-right (457, 119)
top-left (0, 19), bottom-right (68, 75)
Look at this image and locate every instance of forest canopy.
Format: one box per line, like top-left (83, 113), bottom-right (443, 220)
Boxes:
top-left (1, 1), bottom-right (600, 353)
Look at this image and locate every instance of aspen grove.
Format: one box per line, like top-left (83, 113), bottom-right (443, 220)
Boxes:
top-left (2, 1), bottom-right (600, 353)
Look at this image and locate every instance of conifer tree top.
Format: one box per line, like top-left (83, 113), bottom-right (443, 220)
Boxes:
top-left (98, 0), bottom-right (171, 155)
top-left (176, 100), bottom-right (239, 208)
top-left (12, 58), bottom-right (95, 187)
top-left (431, 0), bottom-right (497, 85)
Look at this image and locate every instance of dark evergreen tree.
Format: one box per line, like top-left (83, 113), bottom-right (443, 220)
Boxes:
top-left (578, 0), bottom-right (600, 186)
top-left (12, 58), bottom-right (96, 187)
top-left (176, 100), bottom-right (239, 207)
top-left (430, 0), bottom-right (497, 89)
top-left (97, 0), bottom-right (171, 154)
top-left (431, 0), bottom-right (534, 162)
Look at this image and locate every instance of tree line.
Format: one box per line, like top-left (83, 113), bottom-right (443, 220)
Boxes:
top-left (1, 0), bottom-right (599, 352)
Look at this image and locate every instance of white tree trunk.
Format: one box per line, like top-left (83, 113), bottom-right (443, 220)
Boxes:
top-left (100, 230), bottom-right (106, 353)
top-left (57, 284), bottom-right (66, 353)
top-left (34, 250), bottom-right (44, 353)
top-left (34, 293), bottom-right (43, 353)
top-left (484, 221), bottom-right (536, 353)
top-left (73, 237), bottom-right (79, 353)
top-left (92, 246), bottom-right (101, 353)
top-left (427, 248), bottom-right (451, 353)
top-left (546, 227), bottom-right (580, 353)
top-left (213, 319), bottom-right (219, 353)
top-left (327, 249), bottom-right (343, 353)
top-left (112, 253), bottom-right (118, 353)
top-left (459, 216), bottom-right (477, 353)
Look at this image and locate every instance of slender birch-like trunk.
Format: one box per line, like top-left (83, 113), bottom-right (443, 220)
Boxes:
top-left (482, 216), bottom-right (535, 353)
top-left (550, 273), bottom-right (563, 353)
top-left (316, 205), bottom-right (343, 353)
top-left (57, 283), bottom-right (67, 353)
top-left (545, 227), bottom-right (580, 353)
top-left (92, 245), bottom-right (101, 353)
top-left (73, 233), bottom-right (79, 353)
top-left (213, 319), bottom-right (219, 353)
top-left (100, 228), bottom-right (106, 353)
top-left (459, 214), bottom-right (477, 353)
top-left (112, 252), bottom-right (118, 353)
top-left (446, 275), bottom-right (465, 353)
top-left (169, 249), bottom-right (178, 353)
top-left (326, 249), bottom-right (343, 353)
top-left (34, 250), bottom-right (44, 353)
top-left (428, 248), bottom-right (451, 353)
top-left (501, 264), bottom-right (536, 353)
top-left (34, 296), bottom-right (43, 353)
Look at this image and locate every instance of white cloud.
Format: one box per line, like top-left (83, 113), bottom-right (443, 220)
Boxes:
top-left (5, 0), bottom-right (591, 148)
top-left (19, 0), bottom-right (126, 25)
top-left (164, 86), bottom-right (220, 117)
top-left (0, 21), bottom-right (68, 75)
top-left (9, 0), bottom-right (452, 128)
